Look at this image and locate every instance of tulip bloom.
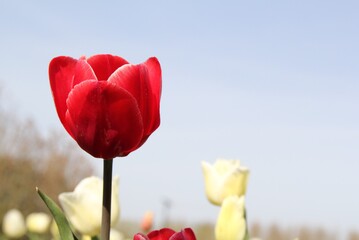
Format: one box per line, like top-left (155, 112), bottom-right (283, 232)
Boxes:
top-left (215, 196), bottom-right (246, 240)
top-left (26, 212), bottom-right (51, 234)
top-left (2, 209), bottom-right (26, 238)
top-left (202, 159), bottom-right (249, 205)
top-left (49, 54), bottom-right (162, 159)
top-left (140, 211), bottom-right (154, 232)
top-left (82, 229), bottom-right (124, 240)
top-left (134, 228), bottom-right (196, 240)
top-left (59, 176), bottom-right (120, 236)
top-left (109, 229), bottom-right (125, 240)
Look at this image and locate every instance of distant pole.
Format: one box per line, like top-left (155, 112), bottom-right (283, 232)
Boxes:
top-left (161, 197), bottom-right (172, 227)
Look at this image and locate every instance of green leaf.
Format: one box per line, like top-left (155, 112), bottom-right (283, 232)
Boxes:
top-left (91, 236), bottom-right (100, 240)
top-left (243, 228), bottom-right (250, 240)
top-left (243, 207), bottom-right (250, 240)
top-left (36, 187), bottom-right (78, 240)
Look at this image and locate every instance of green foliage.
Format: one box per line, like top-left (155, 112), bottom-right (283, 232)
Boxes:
top-left (37, 188), bottom-right (77, 240)
top-left (244, 208), bottom-right (249, 240)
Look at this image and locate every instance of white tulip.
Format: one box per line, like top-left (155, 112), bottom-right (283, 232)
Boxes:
top-left (2, 209), bottom-right (26, 238)
top-left (110, 229), bottom-right (125, 240)
top-left (26, 212), bottom-right (51, 234)
top-left (202, 159), bottom-right (249, 205)
top-left (59, 176), bottom-right (120, 236)
top-left (82, 229), bottom-right (124, 240)
top-left (215, 196), bottom-right (246, 240)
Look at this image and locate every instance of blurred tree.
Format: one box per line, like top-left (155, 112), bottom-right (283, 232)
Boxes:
top-left (348, 231), bottom-right (359, 240)
top-left (250, 221), bottom-right (263, 238)
top-left (0, 87), bottom-right (94, 228)
top-left (266, 224), bottom-right (284, 240)
top-left (193, 223), bottom-right (215, 240)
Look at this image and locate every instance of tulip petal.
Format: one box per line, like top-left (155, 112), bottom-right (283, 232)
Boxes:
top-left (49, 56), bottom-right (77, 129)
top-left (108, 57), bottom-right (161, 153)
top-left (49, 57), bottom-right (97, 136)
top-left (141, 57), bottom-right (162, 137)
top-left (147, 228), bottom-right (176, 240)
top-left (201, 161), bottom-right (222, 205)
top-left (65, 80), bottom-right (144, 158)
top-left (143, 57), bottom-right (162, 110)
top-left (170, 228), bottom-right (196, 240)
top-left (133, 233), bottom-right (150, 240)
top-left (87, 54), bottom-right (128, 81)
top-left (59, 188), bottom-right (102, 236)
top-left (73, 59), bottom-right (97, 86)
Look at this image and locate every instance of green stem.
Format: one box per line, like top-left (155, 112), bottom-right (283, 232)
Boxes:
top-left (101, 159), bottom-right (113, 240)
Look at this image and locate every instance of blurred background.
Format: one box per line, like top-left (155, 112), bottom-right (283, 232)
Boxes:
top-left (0, 1), bottom-right (358, 239)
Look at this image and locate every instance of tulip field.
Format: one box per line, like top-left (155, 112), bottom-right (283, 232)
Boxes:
top-left (1, 112), bottom-right (358, 239)
top-left (1, 2), bottom-right (358, 239)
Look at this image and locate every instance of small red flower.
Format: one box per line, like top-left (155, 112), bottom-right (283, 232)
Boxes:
top-left (49, 54), bottom-right (162, 159)
top-left (134, 228), bottom-right (196, 240)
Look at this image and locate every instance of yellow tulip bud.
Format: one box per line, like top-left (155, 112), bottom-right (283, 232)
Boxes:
top-left (202, 159), bottom-right (249, 205)
top-left (26, 212), bottom-right (51, 234)
top-left (215, 196), bottom-right (246, 240)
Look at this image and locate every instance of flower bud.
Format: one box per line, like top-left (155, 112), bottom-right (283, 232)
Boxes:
top-left (140, 211), bottom-right (154, 232)
top-left (202, 159), bottom-right (249, 205)
top-left (26, 212), bottom-right (51, 234)
top-left (2, 209), bottom-right (26, 238)
top-left (215, 196), bottom-right (246, 240)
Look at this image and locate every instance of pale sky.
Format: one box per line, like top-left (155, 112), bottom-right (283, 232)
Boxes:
top-left (0, 0), bottom-right (358, 238)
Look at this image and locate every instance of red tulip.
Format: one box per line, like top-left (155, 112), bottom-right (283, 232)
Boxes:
top-left (134, 228), bottom-right (197, 240)
top-left (49, 54), bottom-right (162, 159)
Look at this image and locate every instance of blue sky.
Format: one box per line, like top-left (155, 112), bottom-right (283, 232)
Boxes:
top-left (1, 0), bottom-right (358, 237)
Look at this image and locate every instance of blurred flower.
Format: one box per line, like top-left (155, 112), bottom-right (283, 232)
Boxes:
top-left (2, 209), bottom-right (26, 238)
top-left (26, 212), bottom-right (51, 234)
top-left (202, 159), bottom-right (249, 205)
top-left (140, 211), bottom-right (154, 232)
top-left (110, 229), bottom-right (125, 240)
top-left (50, 220), bottom-right (60, 240)
top-left (134, 228), bottom-right (196, 240)
top-left (49, 54), bottom-right (162, 159)
top-left (59, 176), bottom-right (119, 236)
top-left (215, 196), bottom-right (246, 240)
top-left (82, 229), bottom-right (124, 240)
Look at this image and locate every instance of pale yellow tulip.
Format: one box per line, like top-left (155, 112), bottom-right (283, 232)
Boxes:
top-left (26, 212), bottom-right (51, 234)
top-left (202, 159), bottom-right (249, 205)
top-left (59, 176), bottom-right (119, 236)
top-left (82, 229), bottom-right (124, 240)
top-left (110, 229), bottom-right (125, 240)
top-left (215, 196), bottom-right (246, 240)
top-left (2, 209), bottom-right (26, 238)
